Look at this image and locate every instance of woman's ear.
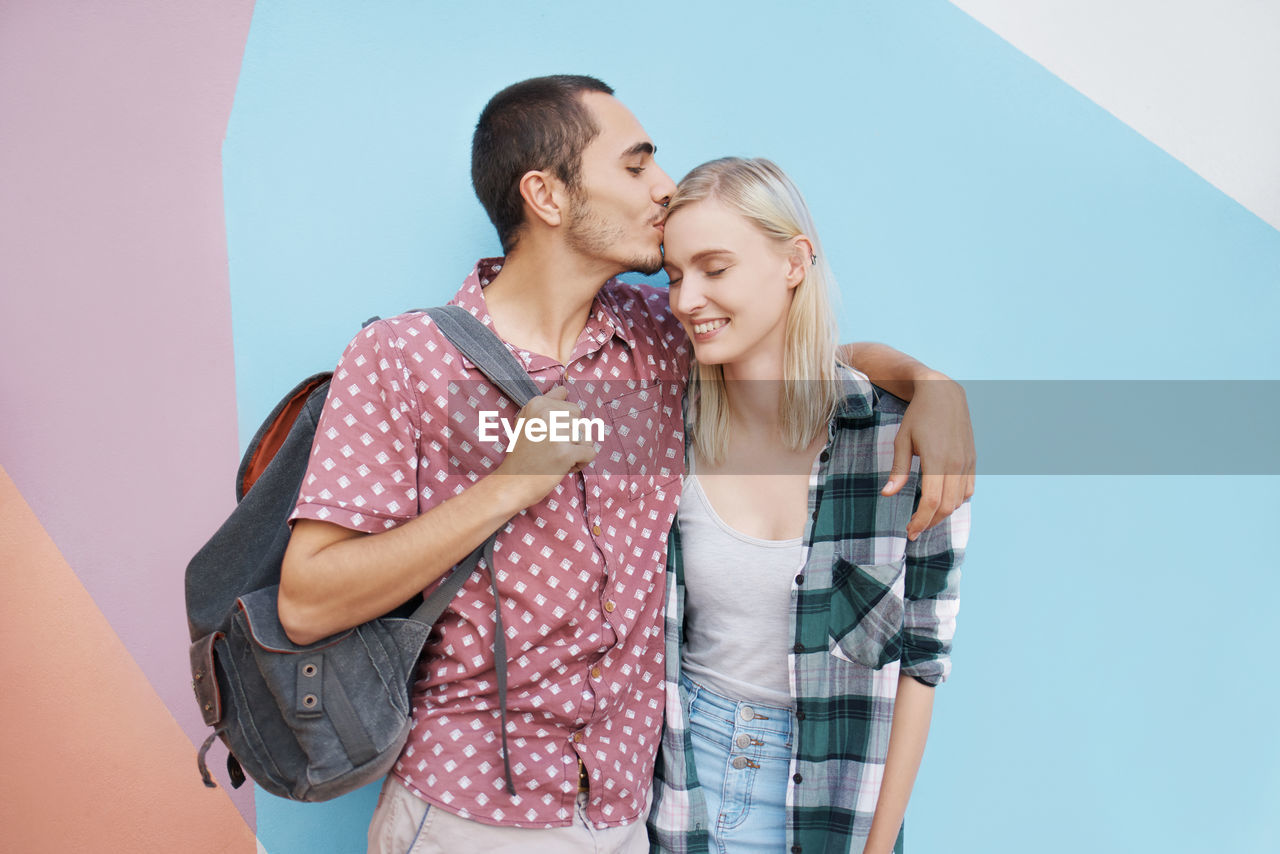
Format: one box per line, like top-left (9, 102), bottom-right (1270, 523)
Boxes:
top-left (518, 170), bottom-right (568, 228)
top-left (785, 235), bottom-right (815, 289)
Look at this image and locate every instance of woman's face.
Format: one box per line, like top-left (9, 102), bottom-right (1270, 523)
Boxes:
top-left (662, 198), bottom-right (802, 369)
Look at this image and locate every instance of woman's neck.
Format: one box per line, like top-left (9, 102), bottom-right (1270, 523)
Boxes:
top-left (721, 346), bottom-right (785, 433)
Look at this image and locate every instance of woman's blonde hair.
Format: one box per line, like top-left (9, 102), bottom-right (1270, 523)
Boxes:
top-left (667, 157), bottom-right (842, 465)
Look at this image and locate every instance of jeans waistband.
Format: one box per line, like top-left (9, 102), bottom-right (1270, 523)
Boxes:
top-left (681, 672), bottom-right (794, 740)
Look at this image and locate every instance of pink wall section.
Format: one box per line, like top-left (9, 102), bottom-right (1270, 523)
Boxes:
top-left (0, 0), bottom-right (258, 830)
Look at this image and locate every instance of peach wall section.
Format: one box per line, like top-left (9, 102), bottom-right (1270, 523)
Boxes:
top-left (0, 466), bottom-right (258, 853)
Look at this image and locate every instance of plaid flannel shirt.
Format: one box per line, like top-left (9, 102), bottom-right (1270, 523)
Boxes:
top-left (648, 367), bottom-right (969, 854)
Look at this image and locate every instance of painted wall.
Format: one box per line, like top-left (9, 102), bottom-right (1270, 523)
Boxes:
top-left (2, 1), bottom-right (1276, 852)
top-left (0, 0), bottom-right (258, 849)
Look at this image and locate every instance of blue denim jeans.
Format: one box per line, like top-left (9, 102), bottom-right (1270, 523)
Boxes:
top-left (682, 673), bottom-right (795, 854)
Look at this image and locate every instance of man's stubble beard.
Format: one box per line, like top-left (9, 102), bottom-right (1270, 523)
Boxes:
top-left (565, 192), bottom-right (664, 276)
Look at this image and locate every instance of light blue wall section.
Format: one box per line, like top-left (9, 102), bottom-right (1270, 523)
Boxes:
top-left (929, 477), bottom-right (1280, 853)
top-left (223, 1), bottom-right (1279, 852)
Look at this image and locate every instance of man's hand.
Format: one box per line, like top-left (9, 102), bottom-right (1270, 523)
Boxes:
top-left (492, 386), bottom-right (599, 507)
top-left (883, 371), bottom-right (975, 540)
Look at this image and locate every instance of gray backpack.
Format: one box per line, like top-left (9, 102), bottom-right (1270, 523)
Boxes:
top-left (186, 306), bottom-right (537, 801)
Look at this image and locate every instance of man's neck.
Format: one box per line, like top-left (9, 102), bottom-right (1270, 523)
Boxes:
top-left (482, 240), bottom-right (620, 365)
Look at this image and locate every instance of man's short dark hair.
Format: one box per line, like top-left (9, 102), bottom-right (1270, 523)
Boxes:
top-left (471, 75), bottom-right (615, 253)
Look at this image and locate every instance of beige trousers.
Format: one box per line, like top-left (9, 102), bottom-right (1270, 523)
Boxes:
top-left (366, 777), bottom-right (651, 854)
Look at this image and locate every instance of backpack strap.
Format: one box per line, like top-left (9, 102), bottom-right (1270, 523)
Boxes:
top-left (424, 305), bottom-right (540, 404)
top-left (403, 305), bottom-right (541, 796)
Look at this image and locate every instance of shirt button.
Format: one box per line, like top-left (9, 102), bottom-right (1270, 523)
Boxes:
top-left (739, 705), bottom-right (755, 722)
top-left (819, 450), bottom-right (830, 463)
top-left (792, 847), bottom-right (803, 854)
top-left (592, 523), bottom-right (602, 536)
top-left (793, 773), bottom-right (803, 784)
top-left (604, 600), bottom-right (616, 613)
top-left (795, 574), bottom-right (804, 585)
top-left (572, 732), bottom-right (584, 744)
top-left (793, 642), bottom-right (803, 654)
top-left (811, 509), bottom-right (818, 520)
top-left (590, 667), bottom-right (602, 679)
top-left (796, 709), bottom-right (806, 721)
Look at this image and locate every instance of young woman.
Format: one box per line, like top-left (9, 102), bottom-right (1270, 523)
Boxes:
top-left (647, 158), bottom-right (969, 854)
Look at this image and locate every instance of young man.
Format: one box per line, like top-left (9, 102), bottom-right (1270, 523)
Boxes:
top-left (279, 75), bottom-right (974, 852)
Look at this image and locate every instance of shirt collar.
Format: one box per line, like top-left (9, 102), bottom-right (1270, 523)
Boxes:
top-left (448, 258), bottom-right (637, 370)
top-left (832, 364), bottom-right (877, 424)
top-left (588, 282), bottom-right (639, 350)
top-left (446, 258), bottom-right (523, 371)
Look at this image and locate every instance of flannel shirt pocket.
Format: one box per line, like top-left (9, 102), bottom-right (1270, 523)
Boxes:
top-left (828, 557), bottom-right (905, 669)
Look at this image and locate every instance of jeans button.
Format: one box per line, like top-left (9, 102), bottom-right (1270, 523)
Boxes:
top-left (731, 756), bottom-right (749, 770)
top-left (735, 733), bottom-right (751, 749)
top-left (739, 705), bottom-right (755, 721)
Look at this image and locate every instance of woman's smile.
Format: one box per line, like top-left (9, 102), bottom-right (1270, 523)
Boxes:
top-left (691, 318), bottom-right (730, 340)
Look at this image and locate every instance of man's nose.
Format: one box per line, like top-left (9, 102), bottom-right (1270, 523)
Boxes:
top-left (652, 164), bottom-right (677, 207)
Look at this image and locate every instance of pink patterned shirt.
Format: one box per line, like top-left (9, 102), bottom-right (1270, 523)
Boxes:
top-left (291, 259), bottom-right (690, 828)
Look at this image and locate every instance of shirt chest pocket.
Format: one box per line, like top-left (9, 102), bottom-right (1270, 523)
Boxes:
top-left (593, 387), bottom-right (667, 497)
top-left (827, 556), bottom-right (906, 669)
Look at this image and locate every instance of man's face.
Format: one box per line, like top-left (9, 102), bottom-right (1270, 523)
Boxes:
top-left (563, 93), bottom-right (676, 276)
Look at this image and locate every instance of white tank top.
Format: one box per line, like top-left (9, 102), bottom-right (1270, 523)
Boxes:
top-left (679, 461), bottom-right (804, 708)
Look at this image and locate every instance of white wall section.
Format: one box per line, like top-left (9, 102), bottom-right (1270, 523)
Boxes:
top-left (949, 0), bottom-right (1280, 232)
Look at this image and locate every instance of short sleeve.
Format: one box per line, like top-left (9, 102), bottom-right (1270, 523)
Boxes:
top-left (290, 320), bottom-right (423, 533)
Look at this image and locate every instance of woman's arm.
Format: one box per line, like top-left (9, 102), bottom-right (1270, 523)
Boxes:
top-left (861, 474), bottom-right (969, 852)
top-left (861, 674), bottom-right (936, 854)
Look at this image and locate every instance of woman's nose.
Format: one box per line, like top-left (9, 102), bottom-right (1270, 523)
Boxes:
top-left (672, 278), bottom-right (704, 318)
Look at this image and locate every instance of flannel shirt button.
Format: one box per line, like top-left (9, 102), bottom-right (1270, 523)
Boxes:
top-left (820, 450), bottom-right (830, 462)
top-left (796, 709), bottom-right (806, 721)
top-left (811, 509), bottom-right (818, 520)
top-left (795, 574), bottom-right (804, 585)
top-left (793, 642), bottom-right (803, 654)
top-left (793, 773), bottom-right (803, 784)
top-left (792, 846), bottom-right (802, 854)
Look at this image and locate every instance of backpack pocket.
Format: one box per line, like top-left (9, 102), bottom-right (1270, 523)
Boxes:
top-left (219, 586), bottom-right (432, 800)
top-left (190, 632), bottom-right (224, 727)
top-left (827, 557), bottom-right (905, 669)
